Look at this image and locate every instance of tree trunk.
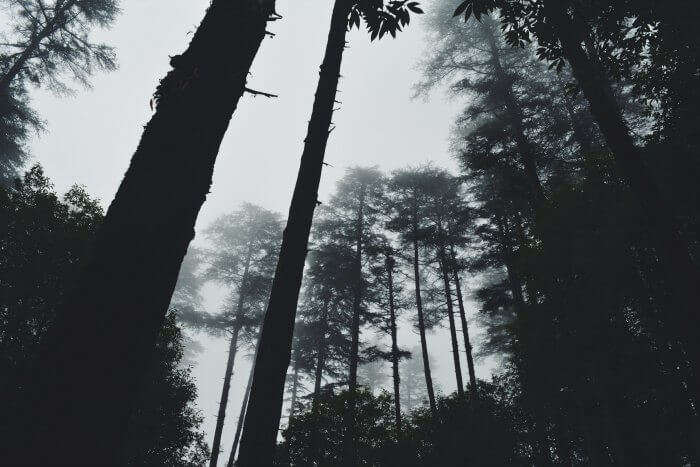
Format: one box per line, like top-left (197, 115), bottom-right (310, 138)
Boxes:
top-left (344, 184), bottom-right (366, 465)
top-left (439, 249), bottom-right (465, 397)
top-left (16, 1), bottom-right (271, 463)
top-left (311, 298), bottom-right (330, 465)
top-left (386, 255), bottom-right (402, 430)
top-left (211, 249), bottom-right (252, 467)
top-left (236, 0), bottom-right (351, 464)
top-left (210, 324), bottom-right (242, 467)
top-left (449, 247), bottom-right (477, 397)
top-left (411, 207), bottom-right (438, 416)
top-left (543, 0), bottom-right (700, 412)
top-left (289, 345), bottom-right (301, 421)
top-left (227, 337), bottom-right (259, 467)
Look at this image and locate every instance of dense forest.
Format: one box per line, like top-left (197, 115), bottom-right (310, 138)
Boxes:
top-left (1, 0), bottom-right (698, 465)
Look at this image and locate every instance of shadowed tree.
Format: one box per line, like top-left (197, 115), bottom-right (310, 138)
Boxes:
top-left (386, 165), bottom-right (447, 416)
top-left (238, 2), bottom-right (421, 464)
top-left (453, 0), bottom-right (700, 410)
top-left (12, 0), bottom-right (278, 462)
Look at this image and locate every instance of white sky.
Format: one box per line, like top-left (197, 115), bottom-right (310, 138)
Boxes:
top-left (27, 0), bottom-right (496, 458)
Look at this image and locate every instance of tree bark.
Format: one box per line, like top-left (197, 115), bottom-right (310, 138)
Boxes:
top-left (449, 247), bottom-right (477, 397)
top-left (386, 255), bottom-right (402, 430)
top-left (543, 0), bottom-right (700, 410)
top-left (236, 0), bottom-right (352, 464)
top-left (439, 249), bottom-right (465, 397)
top-left (411, 205), bottom-right (438, 416)
top-left (210, 324), bottom-right (241, 467)
top-left (15, 1), bottom-right (271, 463)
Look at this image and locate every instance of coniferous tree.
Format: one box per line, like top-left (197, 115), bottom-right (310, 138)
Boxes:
top-left (202, 204), bottom-right (282, 467)
top-left (0, 0), bottom-right (118, 181)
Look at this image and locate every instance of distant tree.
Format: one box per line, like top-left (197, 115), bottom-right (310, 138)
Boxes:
top-left (386, 165), bottom-right (448, 415)
top-left (201, 203), bottom-right (282, 467)
top-left (399, 347), bottom-right (434, 412)
top-left (15, 0), bottom-right (279, 460)
top-left (0, 0), bottom-right (118, 180)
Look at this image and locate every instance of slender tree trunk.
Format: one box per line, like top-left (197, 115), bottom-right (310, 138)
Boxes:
top-left (344, 185), bottom-right (366, 465)
top-left (543, 0), bottom-right (700, 415)
top-left (227, 352), bottom-right (256, 467)
top-left (210, 324), bottom-right (242, 467)
top-left (289, 345), bottom-right (301, 420)
top-left (311, 298), bottom-right (330, 465)
top-left (386, 255), bottom-right (402, 430)
top-left (16, 1), bottom-right (271, 463)
top-left (236, 0), bottom-right (352, 463)
top-left (211, 250), bottom-right (252, 467)
top-left (449, 247), bottom-right (477, 397)
top-left (439, 248), bottom-right (465, 397)
top-left (411, 208), bottom-right (438, 416)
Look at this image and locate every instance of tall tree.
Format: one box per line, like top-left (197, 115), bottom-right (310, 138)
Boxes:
top-left (453, 0), bottom-right (700, 409)
top-left (202, 204), bottom-right (282, 467)
top-left (237, 2), bottom-right (420, 464)
top-left (13, 0), bottom-right (277, 462)
top-left (386, 166), bottom-right (441, 416)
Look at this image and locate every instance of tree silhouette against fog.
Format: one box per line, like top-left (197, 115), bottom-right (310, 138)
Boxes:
top-left (12, 0), bottom-right (278, 461)
top-left (201, 204), bottom-right (282, 467)
top-left (238, 2), bottom-right (422, 464)
top-left (0, 0), bottom-right (118, 181)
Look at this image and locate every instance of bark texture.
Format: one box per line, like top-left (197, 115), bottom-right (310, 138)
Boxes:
top-left (16, 1), bottom-right (270, 463)
top-left (237, 0), bottom-right (352, 462)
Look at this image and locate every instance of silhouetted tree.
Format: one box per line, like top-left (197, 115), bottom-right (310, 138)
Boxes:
top-left (12, 0), bottom-right (278, 461)
top-left (238, 2), bottom-right (421, 463)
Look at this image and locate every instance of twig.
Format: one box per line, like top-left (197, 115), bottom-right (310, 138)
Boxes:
top-left (244, 87), bottom-right (278, 98)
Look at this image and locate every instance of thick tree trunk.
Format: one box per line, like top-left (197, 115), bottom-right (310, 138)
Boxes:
top-left (386, 255), bottom-right (402, 430)
top-left (411, 208), bottom-right (438, 416)
top-left (449, 247), bottom-right (477, 397)
top-left (210, 324), bottom-right (241, 467)
top-left (236, 0), bottom-right (352, 464)
top-left (227, 340), bottom-right (258, 467)
top-left (439, 249), bottom-right (465, 397)
top-left (16, 1), bottom-right (270, 463)
top-left (543, 0), bottom-right (700, 410)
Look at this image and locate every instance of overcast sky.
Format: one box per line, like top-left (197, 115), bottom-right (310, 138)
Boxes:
top-left (28, 0), bottom-right (494, 457)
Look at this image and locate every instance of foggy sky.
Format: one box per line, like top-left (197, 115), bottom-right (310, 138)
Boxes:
top-left (28, 0), bottom-right (493, 454)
